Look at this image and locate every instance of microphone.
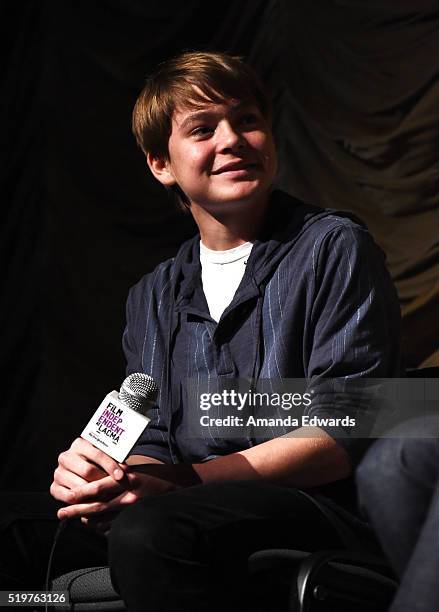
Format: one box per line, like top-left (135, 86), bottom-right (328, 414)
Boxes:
top-left (81, 373), bottom-right (158, 462)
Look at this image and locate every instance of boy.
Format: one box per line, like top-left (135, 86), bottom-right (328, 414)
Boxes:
top-left (7, 52), bottom-right (401, 610)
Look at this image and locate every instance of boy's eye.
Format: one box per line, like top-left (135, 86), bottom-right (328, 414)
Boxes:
top-left (240, 112), bottom-right (260, 126)
top-left (191, 126), bottom-right (214, 138)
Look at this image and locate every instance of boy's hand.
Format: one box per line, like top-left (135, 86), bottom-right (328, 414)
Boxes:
top-left (81, 512), bottom-right (119, 536)
top-left (56, 463), bottom-right (200, 521)
top-left (50, 437), bottom-right (127, 505)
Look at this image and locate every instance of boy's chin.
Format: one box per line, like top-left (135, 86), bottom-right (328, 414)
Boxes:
top-left (209, 184), bottom-right (270, 207)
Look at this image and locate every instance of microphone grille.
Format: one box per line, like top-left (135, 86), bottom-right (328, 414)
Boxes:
top-left (119, 373), bottom-right (158, 415)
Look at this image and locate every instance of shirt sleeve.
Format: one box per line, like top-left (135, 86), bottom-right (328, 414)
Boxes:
top-left (122, 277), bottom-right (173, 464)
top-left (304, 222), bottom-right (402, 466)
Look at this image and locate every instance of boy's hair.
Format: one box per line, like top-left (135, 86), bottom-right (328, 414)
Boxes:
top-left (132, 51), bottom-right (271, 161)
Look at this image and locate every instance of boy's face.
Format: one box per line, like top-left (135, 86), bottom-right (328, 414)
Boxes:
top-left (148, 97), bottom-right (277, 213)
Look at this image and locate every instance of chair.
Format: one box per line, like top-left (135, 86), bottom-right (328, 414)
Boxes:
top-left (51, 510), bottom-right (397, 612)
top-left (52, 566), bottom-right (126, 611)
top-left (247, 545), bottom-right (397, 611)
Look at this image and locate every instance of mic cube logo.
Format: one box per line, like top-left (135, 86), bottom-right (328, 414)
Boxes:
top-left (96, 402), bottom-right (126, 443)
top-left (82, 390), bottom-right (150, 462)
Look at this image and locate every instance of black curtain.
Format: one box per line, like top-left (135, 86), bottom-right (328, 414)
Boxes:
top-left (2, 0), bottom-right (438, 490)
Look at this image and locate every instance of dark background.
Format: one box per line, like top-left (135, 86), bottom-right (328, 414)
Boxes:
top-left (2, 0), bottom-right (439, 491)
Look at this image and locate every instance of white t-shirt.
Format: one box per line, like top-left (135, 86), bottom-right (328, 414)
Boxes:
top-left (200, 240), bottom-right (253, 322)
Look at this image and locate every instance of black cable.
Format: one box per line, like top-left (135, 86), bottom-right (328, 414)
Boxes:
top-left (44, 519), bottom-right (69, 612)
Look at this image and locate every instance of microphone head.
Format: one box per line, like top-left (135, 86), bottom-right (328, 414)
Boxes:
top-left (118, 373), bottom-right (158, 415)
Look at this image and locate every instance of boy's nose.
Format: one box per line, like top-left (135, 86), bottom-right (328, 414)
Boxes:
top-left (217, 121), bottom-right (245, 151)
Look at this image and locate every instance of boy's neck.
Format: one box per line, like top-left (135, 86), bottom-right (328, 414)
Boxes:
top-left (191, 195), bottom-right (270, 251)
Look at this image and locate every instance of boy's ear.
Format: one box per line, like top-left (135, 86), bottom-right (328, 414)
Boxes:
top-left (146, 153), bottom-right (176, 187)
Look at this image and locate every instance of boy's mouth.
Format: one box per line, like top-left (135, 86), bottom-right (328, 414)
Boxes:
top-left (211, 160), bottom-right (260, 174)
